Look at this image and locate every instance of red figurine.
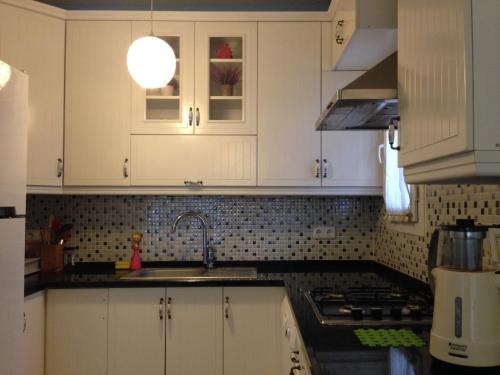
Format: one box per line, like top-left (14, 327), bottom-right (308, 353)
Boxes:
top-left (130, 231), bottom-right (143, 270)
top-left (216, 43), bottom-right (233, 59)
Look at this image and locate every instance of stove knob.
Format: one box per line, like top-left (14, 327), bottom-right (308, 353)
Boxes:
top-left (401, 306), bottom-right (411, 316)
top-left (410, 306), bottom-right (422, 320)
top-left (390, 307), bottom-right (402, 320)
top-left (370, 307), bottom-right (382, 320)
top-left (351, 307), bottom-right (363, 320)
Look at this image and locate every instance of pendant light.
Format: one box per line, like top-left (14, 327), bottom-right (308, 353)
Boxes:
top-left (127, 0), bottom-right (176, 89)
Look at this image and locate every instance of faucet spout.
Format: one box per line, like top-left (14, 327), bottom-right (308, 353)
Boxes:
top-left (171, 212), bottom-right (213, 268)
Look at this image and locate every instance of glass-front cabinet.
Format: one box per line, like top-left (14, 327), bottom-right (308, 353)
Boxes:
top-left (131, 21), bottom-right (195, 134)
top-left (131, 21), bottom-right (256, 135)
top-left (194, 22), bottom-right (257, 134)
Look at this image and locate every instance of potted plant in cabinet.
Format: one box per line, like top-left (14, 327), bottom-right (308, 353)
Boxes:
top-left (210, 65), bottom-right (240, 96)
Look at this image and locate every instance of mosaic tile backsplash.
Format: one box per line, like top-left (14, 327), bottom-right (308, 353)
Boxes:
top-left (375, 185), bottom-right (500, 282)
top-left (26, 196), bottom-right (382, 263)
top-left (26, 184), bottom-right (500, 283)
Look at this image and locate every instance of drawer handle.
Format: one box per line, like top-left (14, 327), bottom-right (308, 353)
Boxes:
top-left (314, 159), bottom-right (320, 178)
top-left (184, 180), bottom-right (203, 186)
top-left (225, 296), bottom-right (230, 319)
top-left (23, 312), bottom-right (26, 333)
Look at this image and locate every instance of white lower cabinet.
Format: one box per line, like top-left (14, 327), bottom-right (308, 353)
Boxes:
top-left (223, 287), bottom-right (284, 375)
top-left (165, 287), bottom-right (223, 375)
top-left (46, 289), bottom-right (108, 375)
top-left (131, 135), bottom-right (257, 186)
top-left (46, 287), bottom-right (298, 375)
top-left (108, 288), bottom-right (166, 375)
top-left (23, 291), bottom-right (45, 375)
top-left (280, 295), bottom-right (312, 375)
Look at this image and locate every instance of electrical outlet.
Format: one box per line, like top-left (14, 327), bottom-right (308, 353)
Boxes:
top-left (312, 226), bottom-right (336, 240)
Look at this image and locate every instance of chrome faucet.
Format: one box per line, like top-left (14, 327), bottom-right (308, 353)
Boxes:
top-left (171, 212), bottom-right (214, 269)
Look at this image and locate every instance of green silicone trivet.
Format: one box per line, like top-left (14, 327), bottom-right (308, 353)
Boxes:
top-left (353, 329), bottom-right (425, 348)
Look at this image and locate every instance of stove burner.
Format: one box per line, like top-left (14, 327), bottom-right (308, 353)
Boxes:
top-left (306, 286), bottom-right (433, 326)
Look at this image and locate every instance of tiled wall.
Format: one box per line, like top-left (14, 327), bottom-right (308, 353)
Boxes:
top-left (375, 185), bottom-right (500, 283)
top-left (26, 184), bottom-right (500, 283)
top-left (26, 195), bottom-right (381, 263)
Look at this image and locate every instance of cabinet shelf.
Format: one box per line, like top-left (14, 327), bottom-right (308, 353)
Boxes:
top-left (209, 96), bottom-right (243, 100)
top-left (210, 58), bottom-right (243, 63)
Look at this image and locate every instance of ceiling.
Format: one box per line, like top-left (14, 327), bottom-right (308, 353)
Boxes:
top-left (35, 0), bottom-right (332, 11)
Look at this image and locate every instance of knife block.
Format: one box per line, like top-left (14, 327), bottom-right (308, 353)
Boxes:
top-left (41, 244), bottom-right (64, 272)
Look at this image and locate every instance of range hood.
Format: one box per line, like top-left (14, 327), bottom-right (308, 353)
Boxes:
top-left (316, 53), bottom-right (398, 131)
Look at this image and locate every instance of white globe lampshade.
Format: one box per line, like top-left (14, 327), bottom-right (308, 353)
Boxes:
top-left (127, 36), bottom-right (176, 89)
top-left (0, 60), bottom-right (12, 91)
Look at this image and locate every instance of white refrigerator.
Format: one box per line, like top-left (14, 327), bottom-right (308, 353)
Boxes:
top-left (0, 60), bottom-right (28, 375)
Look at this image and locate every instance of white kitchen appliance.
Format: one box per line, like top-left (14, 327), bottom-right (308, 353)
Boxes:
top-left (429, 219), bottom-right (500, 367)
top-left (0, 60), bottom-right (28, 375)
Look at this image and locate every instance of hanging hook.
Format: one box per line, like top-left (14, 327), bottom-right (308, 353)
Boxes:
top-left (388, 117), bottom-right (400, 151)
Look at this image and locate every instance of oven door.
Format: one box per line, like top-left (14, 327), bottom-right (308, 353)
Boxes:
top-left (313, 348), bottom-right (424, 375)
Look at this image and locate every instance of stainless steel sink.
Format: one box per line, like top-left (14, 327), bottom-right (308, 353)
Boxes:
top-left (121, 267), bottom-right (258, 281)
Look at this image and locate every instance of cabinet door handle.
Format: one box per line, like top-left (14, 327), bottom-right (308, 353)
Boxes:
top-left (335, 19), bottom-right (345, 44)
top-left (322, 159), bottom-right (329, 178)
top-left (378, 144), bottom-right (385, 165)
top-left (159, 297), bottom-right (164, 320)
top-left (57, 158), bottom-right (63, 178)
top-left (195, 107), bottom-right (200, 126)
top-left (225, 296), bottom-right (230, 319)
top-left (314, 159), bottom-right (320, 178)
top-left (123, 158), bottom-right (129, 178)
top-left (188, 107), bottom-right (193, 126)
top-left (184, 180), bottom-right (203, 186)
top-left (167, 297), bottom-right (172, 319)
top-left (23, 312), bottom-right (26, 333)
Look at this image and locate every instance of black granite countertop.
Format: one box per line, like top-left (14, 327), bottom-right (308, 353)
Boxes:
top-left (25, 261), bottom-right (499, 375)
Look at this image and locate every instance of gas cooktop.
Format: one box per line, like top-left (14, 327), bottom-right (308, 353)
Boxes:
top-left (305, 286), bottom-right (433, 326)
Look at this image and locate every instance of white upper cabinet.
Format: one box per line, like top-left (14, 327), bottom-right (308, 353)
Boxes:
top-left (320, 71), bottom-right (382, 189)
top-left (131, 22), bottom-right (257, 136)
top-left (64, 21), bottom-right (131, 186)
top-left (258, 22), bottom-right (322, 187)
top-left (321, 132), bottom-right (382, 188)
top-left (323, 0), bottom-right (397, 71)
top-left (194, 22), bottom-right (257, 135)
top-left (0, 4), bottom-right (65, 187)
top-left (131, 22), bottom-right (195, 135)
top-left (131, 135), bottom-right (256, 186)
top-left (398, 0), bottom-right (500, 183)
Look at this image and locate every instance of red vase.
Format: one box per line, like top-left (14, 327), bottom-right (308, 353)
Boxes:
top-left (130, 244), bottom-right (141, 270)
